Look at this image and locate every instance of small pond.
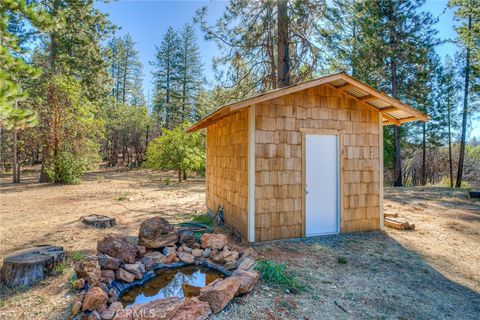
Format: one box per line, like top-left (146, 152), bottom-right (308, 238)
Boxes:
top-left (120, 266), bottom-right (225, 306)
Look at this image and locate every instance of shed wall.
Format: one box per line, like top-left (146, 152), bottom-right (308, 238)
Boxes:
top-left (255, 85), bottom-right (381, 241)
top-left (206, 109), bottom-right (249, 239)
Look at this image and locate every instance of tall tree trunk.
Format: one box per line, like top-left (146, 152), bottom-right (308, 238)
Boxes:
top-left (122, 51), bottom-right (129, 104)
top-left (388, 12), bottom-right (402, 187)
top-left (40, 24), bottom-right (59, 183)
top-left (447, 98), bottom-right (453, 188)
top-left (115, 60), bottom-right (121, 103)
top-left (455, 15), bottom-right (471, 188)
top-left (39, 160), bottom-right (50, 182)
top-left (421, 122), bottom-right (426, 186)
top-left (13, 129), bottom-right (19, 183)
top-left (277, 0), bottom-right (290, 87)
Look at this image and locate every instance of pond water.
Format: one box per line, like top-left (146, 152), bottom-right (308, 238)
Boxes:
top-left (120, 266), bottom-right (225, 306)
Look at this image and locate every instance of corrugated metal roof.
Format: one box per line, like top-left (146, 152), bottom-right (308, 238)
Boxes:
top-left (344, 86), bottom-right (369, 98)
top-left (188, 72), bottom-right (428, 132)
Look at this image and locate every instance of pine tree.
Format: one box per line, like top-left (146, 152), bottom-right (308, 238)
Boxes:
top-left (449, 0), bottom-right (480, 187)
top-left (431, 56), bottom-right (461, 187)
top-left (195, 0), bottom-right (325, 92)
top-left (0, 0), bottom-right (54, 109)
top-left (1, 0), bottom-right (55, 183)
top-left (151, 27), bottom-right (182, 129)
top-left (108, 34), bottom-right (145, 106)
top-left (33, 0), bottom-right (113, 182)
top-left (178, 24), bottom-right (203, 122)
top-left (321, 0), bottom-right (360, 75)
top-left (352, 0), bottom-right (438, 187)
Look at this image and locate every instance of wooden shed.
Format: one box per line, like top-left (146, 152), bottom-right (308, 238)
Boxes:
top-left (188, 72), bottom-right (427, 242)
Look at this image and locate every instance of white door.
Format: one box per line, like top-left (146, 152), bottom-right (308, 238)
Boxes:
top-left (305, 134), bottom-right (339, 236)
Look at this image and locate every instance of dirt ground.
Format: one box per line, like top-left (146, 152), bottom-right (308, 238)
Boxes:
top-left (0, 169), bottom-right (479, 319)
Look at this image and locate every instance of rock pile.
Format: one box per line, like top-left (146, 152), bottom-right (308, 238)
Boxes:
top-left (70, 216), bottom-right (259, 320)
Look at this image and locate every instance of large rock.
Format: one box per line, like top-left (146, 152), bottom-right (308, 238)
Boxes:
top-left (163, 246), bottom-right (177, 263)
top-left (113, 296), bottom-right (182, 320)
top-left (172, 297), bottom-right (211, 320)
top-left (121, 262), bottom-right (145, 280)
top-left (232, 269), bottom-right (260, 295)
top-left (74, 257), bottom-right (101, 286)
top-left (198, 277), bottom-right (241, 313)
top-left (141, 251), bottom-right (167, 270)
top-left (115, 268), bottom-right (135, 283)
top-left (101, 269), bottom-right (116, 283)
top-left (97, 253), bottom-right (121, 270)
top-left (138, 217), bottom-right (178, 249)
top-left (136, 245), bottom-right (146, 258)
top-left (191, 248), bottom-right (203, 258)
top-left (178, 231), bottom-right (195, 247)
top-left (177, 252), bottom-right (195, 264)
top-left (236, 247), bottom-right (257, 271)
top-left (211, 247), bottom-right (239, 265)
top-left (88, 310), bottom-right (101, 320)
top-left (237, 257), bottom-right (256, 271)
top-left (82, 287), bottom-right (108, 312)
top-left (100, 309), bottom-right (116, 320)
top-left (112, 297), bottom-right (210, 320)
top-left (71, 301), bottom-right (82, 316)
top-left (101, 301), bottom-right (123, 319)
top-left (0, 246), bottom-right (65, 288)
top-left (200, 233), bottom-right (228, 250)
top-left (97, 235), bottom-right (137, 264)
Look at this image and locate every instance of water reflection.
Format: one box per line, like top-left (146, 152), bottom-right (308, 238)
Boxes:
top-left (120, 266), bottom-right (224, 306)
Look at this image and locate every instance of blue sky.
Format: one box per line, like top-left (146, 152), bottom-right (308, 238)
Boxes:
top-left (95, 0), bottom-right (478, 138)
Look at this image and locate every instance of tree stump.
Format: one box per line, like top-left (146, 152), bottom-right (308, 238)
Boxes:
top-left (0, 246), bottom-right (65, 288)
top-left (81, 214), bottom-right (116, 228)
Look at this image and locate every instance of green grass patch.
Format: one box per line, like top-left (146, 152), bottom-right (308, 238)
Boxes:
top-left (190, 214), bottom-right (213, 227)
top-left (53, 263), bottom-right (67, 275)
top-left (255, 260), bottom-right (304, 292)
top-left (69, 251), bottom-right (86, 262)
top-left (337, 256), bottom-right (348, 264)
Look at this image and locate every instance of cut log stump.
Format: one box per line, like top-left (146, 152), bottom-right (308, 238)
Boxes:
top-left (81, 214), bottom-right (116, 228)
top-left (384, 218), bottom-right (415, 230)
top-left (384, 212), bottom-right (399, 218)
top-left (0, 246), bottom-right (65, 288)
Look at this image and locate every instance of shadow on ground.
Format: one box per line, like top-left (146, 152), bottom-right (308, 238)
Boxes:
top-left (213, 231), bottom-right (480, 320)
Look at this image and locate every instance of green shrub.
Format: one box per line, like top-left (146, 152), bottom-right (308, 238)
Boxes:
top-left (45, 151), bottom-right (87, 184)
top-left (144, 123), bottom-right (205, 182)
top-left (255, 260), bottom-right (303, 292)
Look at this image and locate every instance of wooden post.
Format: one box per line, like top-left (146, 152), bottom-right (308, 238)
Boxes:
top-left (379, 115), bottom-right (384, 230)
top-left (248, 105), bottom-right (256, 242)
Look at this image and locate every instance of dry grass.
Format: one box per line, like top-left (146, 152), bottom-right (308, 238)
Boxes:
top-left (0, 170), bottom-right (479, 319)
